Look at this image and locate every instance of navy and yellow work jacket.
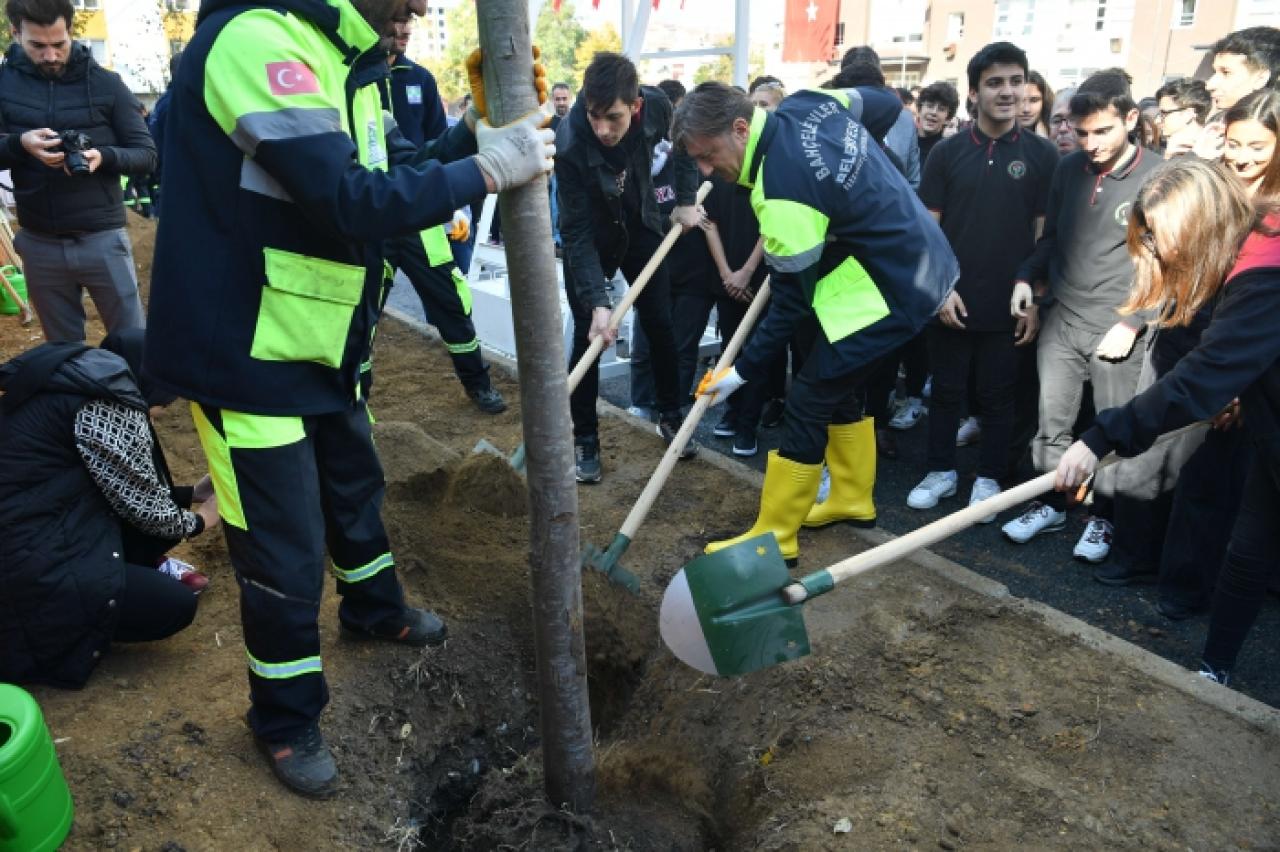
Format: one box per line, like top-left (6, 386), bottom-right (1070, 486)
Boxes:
top-left (144, 0), bottom-right (486, 415)
top-left (734, 89), bottom-right (958, 383)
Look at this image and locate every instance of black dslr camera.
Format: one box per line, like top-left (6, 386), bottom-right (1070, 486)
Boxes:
top-left (57, 130), bottom-right (92, 176)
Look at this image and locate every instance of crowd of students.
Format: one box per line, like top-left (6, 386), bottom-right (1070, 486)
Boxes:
top-left (617, 26), bottom-right (1280, 688)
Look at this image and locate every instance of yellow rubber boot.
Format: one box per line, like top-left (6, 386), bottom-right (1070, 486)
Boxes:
top-left (705, 451), bottom-right (822, 565)
top-left (803, 418), bottom-right (877, 529)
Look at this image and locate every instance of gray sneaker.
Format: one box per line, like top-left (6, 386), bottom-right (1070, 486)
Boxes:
top-left (907, 470), bottom-right (958, 510)
top-left (256, 724), bottom-right (338, 799)
top-left (574, 435), bottom-right (602, 483)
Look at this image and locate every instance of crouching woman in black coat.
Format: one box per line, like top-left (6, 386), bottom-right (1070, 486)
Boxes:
top-left (0, 333), bottom-right (219, 688)
top-left (1054, 158), bottom-right (1280, 687)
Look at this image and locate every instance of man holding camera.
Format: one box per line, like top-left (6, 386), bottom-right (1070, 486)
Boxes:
top-left (0, 0), bottom-right (156, 343)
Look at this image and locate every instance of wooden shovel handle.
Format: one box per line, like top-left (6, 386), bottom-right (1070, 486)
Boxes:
top-left (617, 277), bottom-right (772, 539)
top-left (566, 180), bottom-right (712, 393)
top-left (790, 421), bottom-right (1208, 601)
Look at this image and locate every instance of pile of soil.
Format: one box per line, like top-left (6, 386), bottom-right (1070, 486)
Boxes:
top-left (3, 217), bottom-right (1278, 850)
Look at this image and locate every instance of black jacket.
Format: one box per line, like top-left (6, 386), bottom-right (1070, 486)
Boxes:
top-left (0, 344), bottom-right (147, 688)
top-left (0, 41), bottom-right (157, 235)
top-left (1082, 232), bottom-right (1280, 478)
top-left (554, 86), bottom-right (698, 308)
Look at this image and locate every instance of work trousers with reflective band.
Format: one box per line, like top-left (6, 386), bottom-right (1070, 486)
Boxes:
top-left (387, 229), bottom-right (490, 392)
top-left (191, 401), bottom-right (407, 741)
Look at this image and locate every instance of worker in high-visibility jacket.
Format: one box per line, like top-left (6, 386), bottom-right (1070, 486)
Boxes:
top-left (675, 82), bottom-right (959, 566)
top-left (143, 0), bottom-right (552, 798)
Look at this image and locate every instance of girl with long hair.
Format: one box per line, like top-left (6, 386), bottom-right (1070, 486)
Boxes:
top-left (1019, 70), bottom-right (1053, 136)
top-left (1223, 87), bottom-right (1280, 203)
top-left (1055, 158), bottom-right (1280, 685)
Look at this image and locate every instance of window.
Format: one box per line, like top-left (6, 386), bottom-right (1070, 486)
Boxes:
top-left (946, 13), bottom-right (965, 42)
top-left (87, 39), bottom-right (106, 64)
top-left (169, 39), bottom-right (185, 56)
top-left (71, 0), bottom-right (99, 8)
top-left (995, 1), bottom-right (1037, 39)
top-left (835, 22), bottom-right (845, 48)
top-left (1174, 0), bottom-right (1196, 27)
top-left (1096, 0), bottom-right (1107, 31)
top-left (165, 0), bottom-right (194, 9)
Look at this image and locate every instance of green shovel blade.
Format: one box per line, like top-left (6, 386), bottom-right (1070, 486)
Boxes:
top-left (659, 533), bottom-right (810, 677)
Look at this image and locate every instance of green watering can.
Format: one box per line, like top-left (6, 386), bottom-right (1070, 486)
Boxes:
top-left (0, 684), bottom-right (73, 852)
top-left (0, 266), bottom-right (26, 316)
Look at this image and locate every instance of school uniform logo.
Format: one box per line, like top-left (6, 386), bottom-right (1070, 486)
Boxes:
top-left (266, 61), bottom-right (320, 96)
top-left (406, 85), bottom-right (423, 105)
top-left (1007, 160), bottom-right (1027, 180)
top-left (1114, 201), bottom-right (1132, 226)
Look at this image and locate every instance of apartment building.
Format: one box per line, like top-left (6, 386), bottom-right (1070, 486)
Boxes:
top-left (68, 0), bottom-right (197, 95)
top-left (834, 0), bottom-right (1280, 97)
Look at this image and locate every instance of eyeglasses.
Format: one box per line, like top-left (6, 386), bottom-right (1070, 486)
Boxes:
top-left (1050, 115), bottom-right (1071, 128)
top-left (1156, 105), bottom-right (1193, 122)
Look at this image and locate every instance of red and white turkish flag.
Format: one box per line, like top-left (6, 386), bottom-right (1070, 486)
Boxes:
top-left (782, 0), bottom-right (838, 62)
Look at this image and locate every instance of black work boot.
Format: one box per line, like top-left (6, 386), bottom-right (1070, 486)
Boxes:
top-left (256, 724), bottom-right (338, 799)
top-left (575, 435), bottom-right (602, 484)
top-left (467, 386), bottom-right (508, 414)
top-left (342, 607), bottom-right (447, 647)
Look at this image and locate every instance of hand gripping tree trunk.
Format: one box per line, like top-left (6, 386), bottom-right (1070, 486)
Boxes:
top-left (476, 0), bottom-right (595, 812)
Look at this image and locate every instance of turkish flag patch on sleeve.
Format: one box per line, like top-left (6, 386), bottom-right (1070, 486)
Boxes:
top-left (266, 61), bottom-right (320, 95)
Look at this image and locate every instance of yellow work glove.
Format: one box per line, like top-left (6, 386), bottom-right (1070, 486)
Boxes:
top-left (696, 366), bottom-right (745, 404)
top-left (448, 209), bottom-right (470, 242)
top-left (465, 45), bottom-right (548, 122)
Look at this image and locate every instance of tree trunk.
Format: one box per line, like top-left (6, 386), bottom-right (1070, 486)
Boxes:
top-left (475, 0), bottom-right (596, 812)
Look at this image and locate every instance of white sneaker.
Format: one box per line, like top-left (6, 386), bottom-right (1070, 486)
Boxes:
top-left (907, 470), bottom-right (958, 510)
top-left (816, 464), bottom-right (831, 504)
top-left (956, 416), bottom-right (981, 446)
top-left (626, 405), bottom-right (654, 421)
top-left (1073, 516), bottom-right (1114, 563)
top-left (1001, 501), bottom-right (1067, 543)
top-left (969, 476), bottom-right (1001, 523)
top-left (889, 397), bottom-right (926, 431)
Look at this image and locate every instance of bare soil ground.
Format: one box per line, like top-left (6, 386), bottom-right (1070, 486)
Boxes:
top-left (3, 217), bottom-right (1278, 850)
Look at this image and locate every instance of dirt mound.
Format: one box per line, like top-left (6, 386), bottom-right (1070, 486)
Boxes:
top-left (445, 450), bottom-right (528, 517)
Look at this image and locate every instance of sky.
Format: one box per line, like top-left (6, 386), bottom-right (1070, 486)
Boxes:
top-left (571, 0), bottom-right (785, 40)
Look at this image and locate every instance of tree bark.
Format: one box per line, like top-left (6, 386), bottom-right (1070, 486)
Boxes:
top-left (475, 0), bottom-right (596, 812)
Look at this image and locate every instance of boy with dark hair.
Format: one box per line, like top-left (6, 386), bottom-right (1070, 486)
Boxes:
top-left (1155, 78), bottom-right (1212, 157)
top-left (556, 52), bottom-right (703, 483)
top-left (1004, 68), bottom-right (1160, 570)
top-left (907, 42), bottom-right (1057, 518)
top-left (1207, 26), bottom-right (1280, 112)
top-left (916, 80), bottom-right (959, 165)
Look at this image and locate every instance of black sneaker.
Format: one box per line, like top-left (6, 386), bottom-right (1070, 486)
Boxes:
top-left (341, 607), bottom-right (447, 647)
top-left (712, 413), bottom-right (736, 438)
top-left (575, 435), bottom-right (602, 483)
top-left (760, 398), bottom-right (786, 428)
top-left (256, 724), bottom-right (338, 799)
top-left (658, 419), bottom-right (698, 459)
top-left (467, 386), bottom-right (508, 414)
top-left (732, 427), bottom-right (758, 457)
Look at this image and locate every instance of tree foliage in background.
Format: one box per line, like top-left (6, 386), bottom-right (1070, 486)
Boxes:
top-left (574, 23), bottom-right (620, 76)
top-left (692, 39), bottom-right (764, 86)
top-left (426, 0), bottom-right (479, 102)
top-left (533, 1), bottom-right (586, 92)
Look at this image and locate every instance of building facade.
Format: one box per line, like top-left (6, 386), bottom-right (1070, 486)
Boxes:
top-left (833, 0), bottom-right (1280, 97)
top-left (68, 0), bottom-right (197, 96)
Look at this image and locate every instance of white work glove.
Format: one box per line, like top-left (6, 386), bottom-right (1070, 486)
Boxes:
top-left (696, 365), bottom-right (745, 405)
top-left (1010, 281), bottom-right (1034, 318)
top-left (473, 111), bottom-right (555, 193)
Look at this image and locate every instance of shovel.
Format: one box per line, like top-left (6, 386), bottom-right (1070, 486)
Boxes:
top-left (660, 425), bottom-right (1201, 676)
top-left (509, 180), bottom-right (713, 472)
top-left (583, 277), bottom-right (772, 591)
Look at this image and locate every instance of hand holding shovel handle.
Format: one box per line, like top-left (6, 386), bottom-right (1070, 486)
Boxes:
top-left (585, 277), bottom-right (771, 583)
top-left (565, 180), bottom-right (712, 393)
top-left (782, 421), bottom-right (1206, 605)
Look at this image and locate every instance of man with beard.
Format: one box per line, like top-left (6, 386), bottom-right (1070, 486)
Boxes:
top-left (144, 0), bottom-right (552, 797)
top-left (0, 0), bottom-right (156, 343)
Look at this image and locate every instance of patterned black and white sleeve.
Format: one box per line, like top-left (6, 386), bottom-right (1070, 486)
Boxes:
top-left (73, 400), bottom-right (200, 540)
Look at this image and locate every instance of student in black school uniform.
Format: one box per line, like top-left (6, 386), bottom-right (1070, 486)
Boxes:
top-left (907, 42), bottom-right (1058, 519)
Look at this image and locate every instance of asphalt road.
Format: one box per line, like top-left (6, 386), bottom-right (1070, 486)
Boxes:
top-left (597, 372), bottom-right (1280, 710)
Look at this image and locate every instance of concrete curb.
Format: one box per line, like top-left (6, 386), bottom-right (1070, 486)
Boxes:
top-left (385, 312), bottom-right (1280, 736)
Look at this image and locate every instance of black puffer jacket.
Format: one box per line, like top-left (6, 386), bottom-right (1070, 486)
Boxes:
top-left (0, 41), bottom-right (157, 234)
top-left (0, 344), bottom-right (146, 688)
top-left (554, 86), bottom-right (699, 308)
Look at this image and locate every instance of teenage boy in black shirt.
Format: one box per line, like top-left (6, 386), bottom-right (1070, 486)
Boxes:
top-left (916, 81), bottom-right (959, 167)
top-left (1004, 69), bottom-right (1161, 565)
top-left (908, 42), bottom-right (1057, 519)
top-left (556, 53), bottom-right (703, 483)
